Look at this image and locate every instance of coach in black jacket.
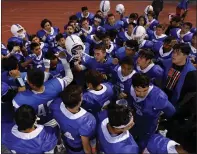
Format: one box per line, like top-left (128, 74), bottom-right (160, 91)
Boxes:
top-left (152, 0), bottom-right (163, 20)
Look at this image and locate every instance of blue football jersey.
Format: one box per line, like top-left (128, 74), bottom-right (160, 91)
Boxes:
top-left (1, 43), bottom-right (9, 56)
top-left (37, 27), bottom-right (60, 47)
top-left (48, 61), bottom-right (65, 79)
top-left (147, 30), bottom-right (167, 43)
top-left (49, 98), bottom-right (96, 154)
top-left (98, 118), bottom-right (139, 153)
top-left (76, 12), bottom-right (94, 22)
top-left (104, 20), bottom-right (124, 32)
top-left (82, 83), bottom-right (114, 114)
top-left (2, 123), bottom-right (58, 154)
top-left (12, 78), bottom-right (68, 124)
top-left (112, 65), bottom-right (136, 95)
top-left (147, 19), bottom-right (159, 31)
top-left (170, 28), bottom-right (193, 43)
top-left (188, 42), bottom-right (197, 63)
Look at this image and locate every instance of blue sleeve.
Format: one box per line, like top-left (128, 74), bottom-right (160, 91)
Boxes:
top-left (155, 91), bottom-right (176, 117)
top-left (79, 114), bottom-right (96, 137)
top-left (41, 126), bottom-right (58, 152)
top-left (147, 28), bottom-right (154, 40)
top-left (37, 30), bottom-right (45, 39)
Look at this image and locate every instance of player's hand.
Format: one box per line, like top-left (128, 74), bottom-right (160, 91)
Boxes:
top-left (43, 58), bottom-right (51, 69)
top-left (58, 51), bottom-right (67, 58)
top-left (83, 32), bottom-right (88, 37)
top-left (102, 74), bottom-right (108, 80)
top-left (9, 70), bottom-right (21, 78)
top-left (119, 92), bottom-right (127, 99)
top-left (18, 86), bottom-right (26, 92)
top-left (112, 58), bottom-right (119, 65)
top-left (12, 46), bottom-right (20, 53)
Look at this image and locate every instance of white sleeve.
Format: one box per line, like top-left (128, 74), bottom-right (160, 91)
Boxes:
top-left (58, 58), bottom-right (73, 89)
top-left (44, 72), bottom-right (50, 82)
top-left (12, 99), bottom-right (20, 109)
top-left (79, 64), bottom-right (87, 71)
top-left (44, 148), bottom-right (55, 154)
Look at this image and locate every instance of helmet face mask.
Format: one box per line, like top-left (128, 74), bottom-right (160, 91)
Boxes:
top-left (11, 24), bottom-right (26, 39)
top-left (100, 0), bottom-right (110, 17)
top-left (116, 4), bottom-right (125, 15)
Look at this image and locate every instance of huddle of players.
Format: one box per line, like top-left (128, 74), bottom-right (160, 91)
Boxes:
top-left (1, 1), bottom-right (197, 154)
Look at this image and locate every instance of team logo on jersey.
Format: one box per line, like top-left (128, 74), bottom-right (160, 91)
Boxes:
top-left (64, 132), bottom-right (74, 140)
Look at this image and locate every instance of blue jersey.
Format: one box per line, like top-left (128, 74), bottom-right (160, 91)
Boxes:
top-left (177, 0), bottom-right (189, 10)
top-left (82, 54), bottom-right (117, 75)
top-left (37, 27), bottom-right (60, 48)
top-left (8, 36), bottom-right (24, 47)
top-left (170, 28), bottom-right (193, 43)
top-left (116, 31), bottom-right (133, 45)
top-left (76, 12), bottom-right (94, 22)
top-left (135, 63), bottom-right (164, 83)
top-left (112, 65), bottom-right (136, 95)
top-left (1, 71), bottom-right (27, 89)
top-left (104, 20), bottom-right (124, 32)
top-left (28, 51), bottom-right (45, 71)
top-left (147, 134), bottom-right (179, 154)
top-left (82, 83), bottom-right (114, 114)
top-left (105, 42), bottom-right (118, 57)
top-left (152, 41), bottom-right (173, 62)
top-left (188, 42), bottom-right (197, 63)
top-left (49, 98), bottom-right (96, 154)
top-left (79, 26), bottom-right (94, 37)
top-left (97, 118), bottom-right (139, 154)
top-left (2, 123), bottom-right (58, 154)
top-left (12, 78), bottom-right (68, 124)
top-left (1, 43), bottom-right (9, 56)
top-left (115, 47), bottom-right (138, 62)
top-left (147, 19), bottom-right (159, 31)
top-left (147, 30), bottom-right (167, 43)
top-left (48, 61), bottom-right (65, 80)
top-left (128, 85), bottom-right (175, 149)
top-left (139, 40), bottom-right (154, 49)
top-left (190, 27), bottom-right (196, 33)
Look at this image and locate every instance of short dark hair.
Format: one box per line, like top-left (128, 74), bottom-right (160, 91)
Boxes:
top-left (171, 16), bottom-right (182, 23)
top-left (183, 22), bottom-right (193, 29)
top-left (138, 49), bottom-right (155, 60)
top-left (40, 19), bottom-right (52, 28)
top-left (128, 22), bottom-right (136, 28)
top-left (120, 56), bottom-right (134, 67)
top-left (125, 40), bottom-right (139, 51)
top-left (173, 43), bottom-right (190, 55)
top-left (94, 44), bottom-right (106, 53)
top-left (30, 42), bottom-right (40, 51)
top-left (15, 105), bottom-right (36, 131)
top-left (85, 70), bottom-right (104, 88)
top-left (156, 24), bottom-right (164, 30)
top-left (69, 15), bottom-right (78, 21)
top-left (163, 36), bottom-right (176, 44)
top-left (2, 56), bottom-right (18, 71)
top-left (193, 32), bottom-right (197, 38)
top-left (27, 68), bottom-right (44, 88)
top-left (60, 84), bottom-right (83, 109)
top-left (129, 13), bottom-right (138, 20)
top-left (107, 13), bottom-right (114, 18)
top-left (137, 15), bottom-right (147, 26)
top-left (81, 17), bottom-right (89, 24)
top-left (81, 6), bottom-right (88, 12)
top-left (108, 103), bottom-right (133, 127)
top-left (95, 31), bottom-right (105, 40)
top-left (96, 10), bottom-right (102, 14)
top-left (132, 73), bottom-right (150, 88)
top-left (29, 34), bottom-right (38, 42)
top-left (147, 11), bottom-right (155, 18)
top-left (45, 50), bottom-right (57, 60)
top-left (55, 33), bottom-right (64, 42)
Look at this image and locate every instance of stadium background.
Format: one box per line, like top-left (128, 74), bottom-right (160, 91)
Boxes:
top-left (2, 0), bottom-right (196, 44)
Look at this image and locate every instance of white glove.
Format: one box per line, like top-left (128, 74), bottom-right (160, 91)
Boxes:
top-left (43, 58), bottom-right (51, 69)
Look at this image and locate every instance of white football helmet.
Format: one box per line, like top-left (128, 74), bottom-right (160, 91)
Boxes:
top-left (65, 35), bottom-right (85, 61)
top-left (100, 0), bottom-right (110, 16)
top-left (116, 4), bottom-right (125, 15)
top-left (132, 26), bottom-right (147, 44)
top-left (11, 24), bottom-right (26, 38)
top-left (144, 5), bottom-right (153, 14)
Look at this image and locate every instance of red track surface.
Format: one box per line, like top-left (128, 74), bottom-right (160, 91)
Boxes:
top-left (2, 1), bottom-right (196, 44)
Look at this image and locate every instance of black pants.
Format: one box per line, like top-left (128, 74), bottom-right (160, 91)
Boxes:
top-left (154, 10), bottom-right (161, 20)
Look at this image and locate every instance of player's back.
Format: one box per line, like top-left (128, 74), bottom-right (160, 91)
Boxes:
top-left (13, 78), bottom-right (64, 123)
top-left (97, 118), bottom-right (139, 154)
top-left (82, 82), bottom-right (114, 113)
top-left (49, 98), bottom-right (96, 153)
top-left (2, 123), bottom-right (58, 154)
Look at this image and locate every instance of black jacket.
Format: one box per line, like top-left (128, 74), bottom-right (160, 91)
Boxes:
top-left (152, 0), bottom-right (163, 12)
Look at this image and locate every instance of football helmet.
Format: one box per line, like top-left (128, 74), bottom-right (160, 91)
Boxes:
top-left (100, 0), bottom-right (110, 16)
top-left (10, 24), bottom-right (26, 38)
top-left (116, 4), bottom-right (125, 15)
